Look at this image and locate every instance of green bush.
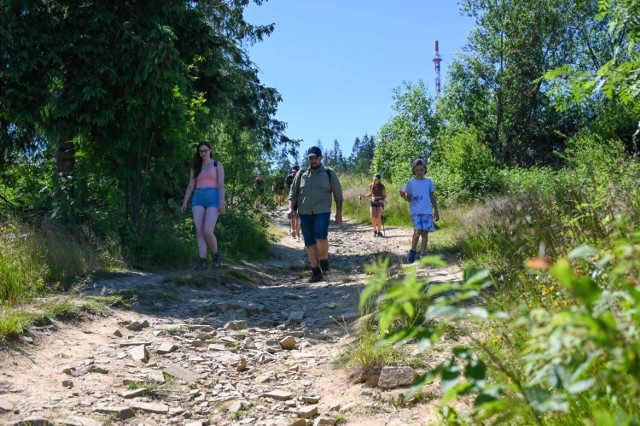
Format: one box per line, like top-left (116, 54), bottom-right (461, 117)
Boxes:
top-left (359, 137), bottom-right (640, 423)
top-left (561, 134), bottom-right (626, 185)
top-left (499, 166), bottom-right (563, 197)
top-left (363, 230), bottom-right (640, 424)
top-left (431, 126), bottom-right (503, 206)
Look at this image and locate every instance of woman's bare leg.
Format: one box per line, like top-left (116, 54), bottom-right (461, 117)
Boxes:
top-left (192, 206), bottom-right (207, 258)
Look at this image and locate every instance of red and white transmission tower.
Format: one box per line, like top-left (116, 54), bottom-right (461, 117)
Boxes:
top-left (433, 40), bottom-right (442, 96)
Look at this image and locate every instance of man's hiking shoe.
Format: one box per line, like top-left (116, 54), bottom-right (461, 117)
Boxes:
top-left (378, 231), bottom-right (384, 237)
top-left (406, 249), bottom-right (417, 264)
top-left (320, 259), bottom-right (329, 273)
top-left (195, 258), bottom-right (208, 271)
top-left (212, 253), bottom-right (222, 268)
top-left (309, 267), bottom-right (323, 283)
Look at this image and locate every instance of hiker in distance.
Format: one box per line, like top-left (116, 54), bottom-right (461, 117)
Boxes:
top-left (399, 158), bottom-right (439, 263)
top-left (285, 165), bottom-right (302, 241)
top-left (181, 141), bottom-right (225, 271)
top-left (288, 146), bottom-right (343, 282)
top-left (359, 173), bottom-right (387, 237)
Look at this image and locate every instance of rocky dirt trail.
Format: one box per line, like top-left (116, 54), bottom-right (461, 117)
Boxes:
top-left (0, 208), bottom-right (462, 426)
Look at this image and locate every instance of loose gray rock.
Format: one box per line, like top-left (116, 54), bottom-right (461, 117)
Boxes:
top-left (0, 398), bottom-right (13, 412)
top-left (297, 405), bottom-right (318, 419)
top-left (157, 342), bottom-right (177, 354)
top-left (129, 344), bottom-right (148, 363)
top-left (263, 390), bottom-right (294, 401)
top-left (94, 406), bottom-right (135, 420)
top-left (377, 366), bottom-right (418, 390)
top-left (130, 401), bottom-right (169, 414)
top-left (164, 363), bottom-right (200, 383)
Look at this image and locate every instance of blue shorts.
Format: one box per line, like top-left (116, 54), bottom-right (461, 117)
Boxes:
top-left (411, 213), bottom-right (435, 232)
top-left (299, 212), bottom-right (331, 246)
top-left (192, 188), bottom-right (220, 209)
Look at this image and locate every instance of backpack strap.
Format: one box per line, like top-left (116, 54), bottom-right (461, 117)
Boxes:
top-left (296, 167), bottom-right (333, 198)
top-left (299, 168), bottom-right (332, 184)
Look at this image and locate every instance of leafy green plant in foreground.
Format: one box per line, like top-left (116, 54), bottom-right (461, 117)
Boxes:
top-left (360, 258), bottom-right (511, 420)
top-left (363, 231), bottom-right (640, 425)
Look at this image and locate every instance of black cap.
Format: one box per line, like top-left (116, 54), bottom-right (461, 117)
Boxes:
top-left (374, 173), bottom-right (381, 180)
top-left (307, 146), bottom-right (322, 157)
top-left (292, 165), bottom-right (300, 171)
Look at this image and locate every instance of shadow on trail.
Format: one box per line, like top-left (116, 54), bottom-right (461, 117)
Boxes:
top-left (79, 216), bottom-right (458, 335)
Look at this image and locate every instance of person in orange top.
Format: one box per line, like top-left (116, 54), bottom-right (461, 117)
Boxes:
top-left (181, 141), bottom-right (226, 270)
top-left (359, 173), bottom-right (387, 237)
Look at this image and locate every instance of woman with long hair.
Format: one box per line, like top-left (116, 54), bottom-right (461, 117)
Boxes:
top-left (359, 173), bottom-right (386, 237)
top-left (181, 141), bottom-right (225, 270)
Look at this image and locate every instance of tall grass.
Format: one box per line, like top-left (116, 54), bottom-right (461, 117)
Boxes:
top-left (452, 153), bottom-right (640, 423)
top-left (358, 138), bottom-right (640, 424)
top-left (38, 223), bottom-right (105, 290)
top-left (0, 221), bottom-right (47, 305)
top-left (0, 219), bottom-right (110, 302)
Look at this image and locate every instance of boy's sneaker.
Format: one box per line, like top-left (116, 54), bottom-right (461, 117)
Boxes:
top-left (406, 249), bottom-right (417, 264)
top-left (309, 267), bottom-right (323, 283)
top-left (320, 259), bottom-right (329, 273)
top-left (212, 253), bottom-right (222, 268)
top-left (195, 258), bottom-right (208, 271)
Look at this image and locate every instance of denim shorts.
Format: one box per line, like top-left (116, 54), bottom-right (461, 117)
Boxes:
top-left (299, 212), bottom-right (331, 246)
top-left (411, 213), bottom-right (434, 232)
top-left (192, 188), bottom-right (220, 209)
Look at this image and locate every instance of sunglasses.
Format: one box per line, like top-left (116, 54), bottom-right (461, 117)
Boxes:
top-left (199, 149), bottom-right (209, 153)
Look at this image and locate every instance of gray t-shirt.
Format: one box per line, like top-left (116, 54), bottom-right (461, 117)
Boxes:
top-left (406, 177), bottom-right (435, 215)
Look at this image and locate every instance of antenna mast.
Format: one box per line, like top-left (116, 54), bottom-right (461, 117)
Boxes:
top-left (433, 40), bottom-right (442, 96)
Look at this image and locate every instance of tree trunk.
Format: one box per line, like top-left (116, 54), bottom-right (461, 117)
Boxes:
top-left (55, 135), bottom-right (75, 176)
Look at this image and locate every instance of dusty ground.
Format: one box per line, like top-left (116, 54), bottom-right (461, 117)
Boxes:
top-left (0, 208), bottom-right (463, 426)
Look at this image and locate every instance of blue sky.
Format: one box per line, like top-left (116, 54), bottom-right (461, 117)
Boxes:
top-left (244, 1), bottom-right (476, 159)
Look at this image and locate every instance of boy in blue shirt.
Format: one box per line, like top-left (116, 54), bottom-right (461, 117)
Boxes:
top-left (399, 158), bottom-right (440, 263)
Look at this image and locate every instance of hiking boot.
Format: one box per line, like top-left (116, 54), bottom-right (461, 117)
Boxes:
top-left (406, 249), bottom-right (417, 264)
top-left (309, 267), bottom-right (323, 283)
top-left (320, 259), bottom-right (329, 273)
top-left (377, 231), bottom-right (384, 237)
top-left (212, 252), bottom-right (222, 268)
top-left (373, 231), bottom-right (378, 237)
top-left (195, 258), bottom-right (208, 271)
top-left (291, 230), bottom-right (296, 238)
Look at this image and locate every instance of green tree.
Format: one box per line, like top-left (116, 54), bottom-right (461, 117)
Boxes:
top-left (349, 133), bottom-right (376, 174)
top-left (456, 0), bottom-right (629, 165)
top-left (325, 138), bottom-right (346, 171)
top-left (543, 0), bottom-right (640, 143)
top-left (0, 1), bottom-right (287, 243)
top-left (372, 80), bottom-right (439, 184)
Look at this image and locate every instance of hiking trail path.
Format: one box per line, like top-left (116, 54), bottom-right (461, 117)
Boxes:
top-left (0, 207), bottom-right (463, 426)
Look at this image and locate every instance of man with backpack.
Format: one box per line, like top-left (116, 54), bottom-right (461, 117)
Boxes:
top-left (288, 146), bottom-right (343, 282)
